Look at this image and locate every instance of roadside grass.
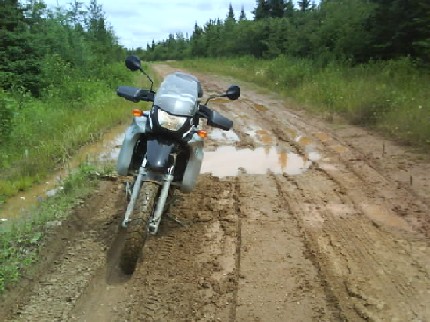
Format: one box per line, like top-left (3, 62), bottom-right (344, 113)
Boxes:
top-left (0, 96), bottom-right (129, 199)
top-left (0, 161), bottom-right (116, 293)
top-left (173, 56), bottom-right (430, 150)
top-left (0, 62), bottom-right (154, 204)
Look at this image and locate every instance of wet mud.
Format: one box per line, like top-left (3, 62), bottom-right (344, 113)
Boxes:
top-left (2, 64), bottom-right (430, 321)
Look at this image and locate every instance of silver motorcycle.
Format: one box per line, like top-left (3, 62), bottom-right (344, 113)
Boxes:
top-left (116, 56), bottom-right (240, 274)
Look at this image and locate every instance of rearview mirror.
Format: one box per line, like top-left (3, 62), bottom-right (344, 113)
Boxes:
top-left (223, 85), bottom-right (240, 100)
top-left (125, 55), bottom-right (141, 72)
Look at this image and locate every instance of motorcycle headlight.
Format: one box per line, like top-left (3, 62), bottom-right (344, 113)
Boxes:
top-left (157, 108), bottom-right (188, 132)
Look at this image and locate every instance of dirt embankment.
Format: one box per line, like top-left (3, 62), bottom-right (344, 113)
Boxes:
top-left (2, 64), bottom-right (430, 321)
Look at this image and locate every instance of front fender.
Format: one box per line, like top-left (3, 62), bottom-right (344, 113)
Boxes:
top-left (146, 138), bottom-right (176, 171)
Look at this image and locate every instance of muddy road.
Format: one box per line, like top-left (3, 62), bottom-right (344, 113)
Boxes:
top-left (2, 64), bottom-right (430, 321)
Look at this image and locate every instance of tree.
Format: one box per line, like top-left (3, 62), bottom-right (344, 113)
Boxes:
top-left (253, 0), bottom-right (270, 20)
top-left (239, 5), bottom-right (247, 21)
top-left (298, 0), bottom-right (311, 12)
top-left (67, 0), bottom-right (86, 28)
top-left (227, 3), bottom-right (236, 22)
top-left (284, 0), bottom-right (294, 19)
top-left (414, 1), bottom-right (430, 62)
top-left (269, 0), bottom-right (285, 18)
top-left (85, 0), bottom-right (119, 63)
top-left (0, 0), bottom-right (42, 95)
top-left (190, 22), bottom-right (206, 57)
top-left (368, 0), bottom-right (430, 62)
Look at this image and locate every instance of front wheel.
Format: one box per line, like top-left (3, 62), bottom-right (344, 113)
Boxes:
top-left (120, 181), bottom-right (159, 274)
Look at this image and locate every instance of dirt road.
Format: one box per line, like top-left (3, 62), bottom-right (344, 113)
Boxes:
top-left (2, 64), bottom-right (430, 321)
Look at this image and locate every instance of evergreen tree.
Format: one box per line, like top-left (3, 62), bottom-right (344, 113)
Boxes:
top-left (284, 0), bottom-right (294, 19)
top-left (0, 0), bottom-right (42, 95)
top-left (85, 0), bottom-right (118, 63)
top-left (253, 0), bottom-right (270, 20)
top-left (67, 0), bottom-right (86, 28)
top-left (375, 0), bottom-right (429, 61)
top-left (227, 3), bottom-right (236, 22)
top-left (190, 22), bottom-right (206, 57)
top-left (239, 5), bottom-right (247, 21)
top-left (298, 0), bottom-right (311, 12)
top-left (414, 1), bottom-right (430, 62)
top-left (269, 0), bottom-right (285, 18)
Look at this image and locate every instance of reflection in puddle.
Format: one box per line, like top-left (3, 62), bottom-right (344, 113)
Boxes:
top-left (209, 128), bottom-right (240, 143)
top-left (246, 127), bottom-right (276, 146)
top-left (98, 133), bottom-right (124, 161)
top-left (295, 135), bottom-right (313, 146)
top-left (202, 146), bottom-right (318, 177)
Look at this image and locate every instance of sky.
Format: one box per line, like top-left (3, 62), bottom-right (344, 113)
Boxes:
top-left (43, 0), bottom-right (258, 49)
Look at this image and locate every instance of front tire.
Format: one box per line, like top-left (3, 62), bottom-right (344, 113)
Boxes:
top-left (120, 181), bottom-right (159, 274)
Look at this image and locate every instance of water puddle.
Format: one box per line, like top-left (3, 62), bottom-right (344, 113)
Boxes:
top-left (0, 125), bottom-right (126, 219)
top-left (245, 127), bottom-right (277, 146)
top-left (201, 146), bottom-right (317, 177)
top-left (208, 128), bottom-right (240, 143)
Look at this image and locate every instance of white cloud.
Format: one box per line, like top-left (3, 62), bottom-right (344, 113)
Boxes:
top-left (43, 0), bottom-right (256, 48)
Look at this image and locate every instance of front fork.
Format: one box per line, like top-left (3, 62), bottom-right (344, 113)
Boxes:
top-left (122, 155), bottom-right (176, 235)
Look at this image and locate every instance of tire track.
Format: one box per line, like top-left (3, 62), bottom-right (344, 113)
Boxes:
top-left (275, 169), bottom-right (430, 321)
top-left (229, 176), bottom-right (242, 322)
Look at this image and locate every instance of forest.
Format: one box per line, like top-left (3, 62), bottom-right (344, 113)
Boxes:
top-left (139, 0), bottom-right (430, 64)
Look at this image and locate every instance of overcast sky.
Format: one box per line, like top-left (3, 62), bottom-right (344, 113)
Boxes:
top-left (43, 0), bottom-right (258, 49)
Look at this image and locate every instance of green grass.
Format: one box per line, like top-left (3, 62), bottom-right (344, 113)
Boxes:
top-left (0, 62), bottom-right (153, 204)
top-left (172, 56), bottom-right (430, 150)
top-left (0, 161), bottom-right (115, 293)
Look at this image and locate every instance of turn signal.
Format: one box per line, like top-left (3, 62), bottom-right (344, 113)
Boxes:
top-left (132, 109), bottom-right (143, 117)
top-left (197, 130), bottom-right (208, 139)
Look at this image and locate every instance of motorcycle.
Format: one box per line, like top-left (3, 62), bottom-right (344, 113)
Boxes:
top-left (116, 56), bottom-right (240, 274)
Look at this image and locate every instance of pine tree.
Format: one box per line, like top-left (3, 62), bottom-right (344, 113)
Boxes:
top-left (0, 0), bottom-right (42, 95)
top-left (239, 5), bottom-right (247, 21)
top-left (226, 3), bottom-right (236, 22)
top-left (368, 0), bottom-right (430, 61)
top-left (284, 0), bottom-right (294, 18)
top-left (298, 0), bottom-right (311, 12)
top-left (269, 0), bottom-right (285, 18)
top-left (253, 0), bottom-right (270, 20)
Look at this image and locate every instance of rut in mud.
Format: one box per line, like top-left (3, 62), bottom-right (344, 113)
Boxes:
top-left (2, 64), bottom-right (430, 321)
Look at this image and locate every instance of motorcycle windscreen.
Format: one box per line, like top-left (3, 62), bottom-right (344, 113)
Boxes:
top-left (146, 138), bottom-right (175, 171)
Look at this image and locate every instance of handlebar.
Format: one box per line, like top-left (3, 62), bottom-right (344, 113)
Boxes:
top-left (117, 87), bottom-right (233, 131)
top-left (117, 86), bottom-right (154, 103)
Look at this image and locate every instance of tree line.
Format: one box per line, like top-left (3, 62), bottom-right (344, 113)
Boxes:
top-left (0, 0), bottom-right (125, 96)
top-left (138, 0), bottom-right (430, 65)
top-left (0, 0), bottom-right (127, 144)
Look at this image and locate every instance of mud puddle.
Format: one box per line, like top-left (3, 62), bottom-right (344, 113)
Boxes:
top-left (201, 145), bottom-right (319, 177)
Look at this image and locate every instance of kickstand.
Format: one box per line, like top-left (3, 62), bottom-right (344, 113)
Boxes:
top-left (165, 213), bottom-right (188, 228)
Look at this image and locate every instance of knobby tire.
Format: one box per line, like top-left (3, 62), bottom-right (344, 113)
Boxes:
top-left (120, 181), bottom-right (159, 275)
